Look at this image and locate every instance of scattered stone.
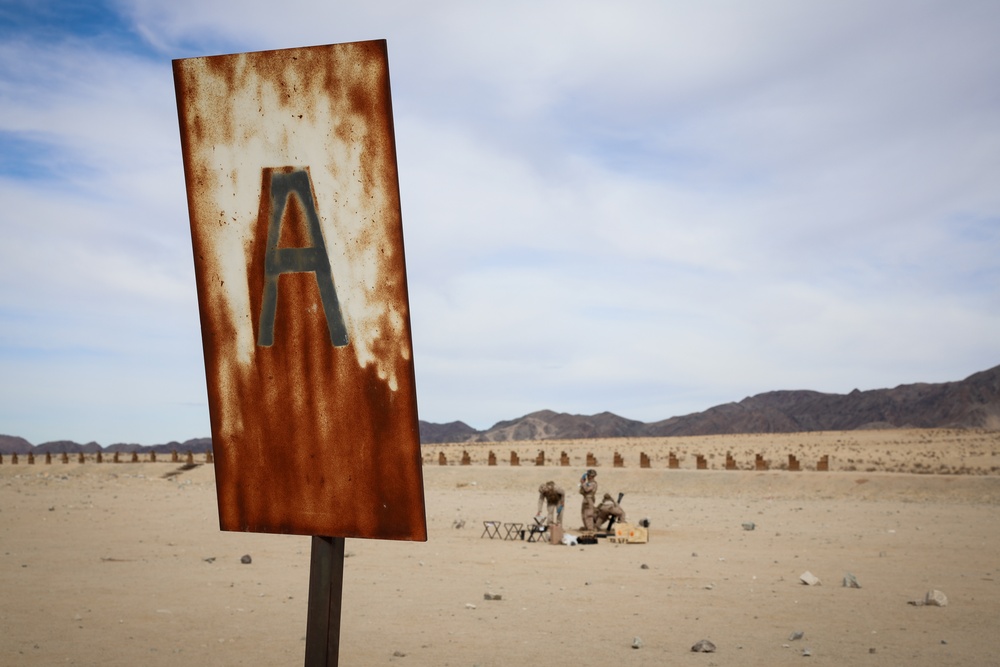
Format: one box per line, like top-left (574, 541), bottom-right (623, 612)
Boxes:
top-left (483, 592), bottom-right (502, 601)
top-left (631, 637), bottom-right (643, 649)
top-left (799, 571), bottom-right (821, 586)
top-left (789, 631), bottom-right (804, 641)
top-left (240, 554), bottom-right (252, 564)
top-left (464, 603), bottom-right (476, 609)
top-left (203, 557), bottom-right (216, 564)
top-left (869, 648), bottom-right (877, 654)
top-left (925, 590), bottom-right (948, 607)
top-left (802, 647), bottom-right (812, 657)
top-left (452, 519), bottom-right (466, 529)
top-left (393, 650), bottom-right (406, 657)
top-left (742, 522), bottom-right (755, 531)
top-left (691, 639), bottom-right (716, 653)
top-left (843, 573), bottom-right (861, 588)
top-left (640, 563), bottom-right (649, 569)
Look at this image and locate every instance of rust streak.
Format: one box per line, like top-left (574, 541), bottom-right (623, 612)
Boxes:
top-left (174, 41), bottom-right (425, 540)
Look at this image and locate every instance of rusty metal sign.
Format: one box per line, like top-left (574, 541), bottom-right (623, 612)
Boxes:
top-left (173, 41), bottom-right (426, 541)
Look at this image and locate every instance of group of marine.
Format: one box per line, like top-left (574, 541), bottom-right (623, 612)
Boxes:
top-left (536, 469), bottom-right (626, 533)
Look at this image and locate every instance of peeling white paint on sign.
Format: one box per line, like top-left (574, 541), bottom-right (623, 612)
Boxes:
top-left (174, 41), bottom-right (426, 540)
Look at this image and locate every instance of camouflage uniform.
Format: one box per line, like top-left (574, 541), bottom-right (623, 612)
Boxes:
top-left (579, 469), bottom-right (598, 531)
top-left (595, 493), bottom-right (626, 529)
top-left (536, 481), bottom-right (565, 526)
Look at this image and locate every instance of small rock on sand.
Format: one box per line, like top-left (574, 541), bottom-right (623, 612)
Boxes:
top-left (799, 571), bottom-right (820, 586)
top-left (691, 639), bottom-right (716, 653)
top-left (925, 590), bottom-right (948, 607)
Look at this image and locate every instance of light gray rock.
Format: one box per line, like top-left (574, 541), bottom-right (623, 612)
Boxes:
top-left (799, 571), bottom-right (821, 586)
top-left (925, 590), bottom-right (948, 607)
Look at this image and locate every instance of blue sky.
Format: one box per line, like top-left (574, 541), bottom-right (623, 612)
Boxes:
top-left (1, 0), bottom-right (998, 445)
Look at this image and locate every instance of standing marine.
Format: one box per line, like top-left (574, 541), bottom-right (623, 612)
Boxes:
top-left (579, 469), bottom-right (598, 531)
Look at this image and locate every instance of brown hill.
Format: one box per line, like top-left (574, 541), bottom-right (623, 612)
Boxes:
top-left (470, 410), bottom-right (645, 442)
top-left (34, 440), bottom-right (102, 454)
top-left (418, 364), bottom-right (1000, 443)
top-left (0, 435), bottom-right (33, 455)
top-left (417, 421), bottom-right (478, 444)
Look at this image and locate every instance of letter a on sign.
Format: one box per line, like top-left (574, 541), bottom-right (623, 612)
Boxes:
top-left (257, 168), bottom-right (349, 348)
top-left (173, 41), bottom-right (426, 541)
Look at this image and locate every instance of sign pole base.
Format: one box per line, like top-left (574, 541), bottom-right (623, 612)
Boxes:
top-left (304, 536), bottom-right (345, 666)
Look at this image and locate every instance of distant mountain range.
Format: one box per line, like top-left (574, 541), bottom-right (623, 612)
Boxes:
top-left (418, 364), bottom-right (1000, 444)
top-left (2, 365), bottom-right (998, 453)
top-left (0, 436), bottom-right (213, 456)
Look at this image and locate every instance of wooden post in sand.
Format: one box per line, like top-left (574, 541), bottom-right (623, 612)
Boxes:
top-left (668, 453), bottom-right (679, 469)
top-left (613, 452), bottom-right (624, 468)
top-left (560, 451), bottom-right (570, 466)
top-left (78, 452), bottom-right (85, 464)
top-left (535, 451), bottom-right (545, 466)
top-left (488, 451), bottom-right (497, 466)
top-left (640, 452), bottom-right (651, 468)
top-left (817, 455), bottom-right (829, 471)
top-left (725, 453), bottom-right (737, 470)
top-left (131, 452), bottom-right (139, 463)
top-left (787, 454), bottom-right (801, 471)
top-left (45, 452), bottom-right (51, 464)
top-left (695, 454), bottom-right (707, 470)
top-left (586, 452), bottom-right (598, 467)
top-left (12, 453), bottom-right (18, 464)
top-left (461, 451), bottom-right (471, 466)
top-left (510, 451), bottom-right (520, 466)
top-left (438, 452), bottom-right (447, 466)
top-left (755, 454), bottom-right (768, 470)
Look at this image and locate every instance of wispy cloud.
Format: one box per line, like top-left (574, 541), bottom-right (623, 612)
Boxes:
top-left (1, 0), bottom-right (998, 443)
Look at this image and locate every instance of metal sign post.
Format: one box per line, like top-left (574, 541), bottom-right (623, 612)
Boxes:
top-left (173, 41), bottom-right (426, 666)
top-left (304, 537), bottom-right (346, 666)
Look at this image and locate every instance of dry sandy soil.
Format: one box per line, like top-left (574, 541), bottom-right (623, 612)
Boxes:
top-left (2, 429), bottom-right (999, 666)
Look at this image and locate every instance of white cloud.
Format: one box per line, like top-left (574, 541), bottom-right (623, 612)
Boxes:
top-left (1, 0), bottom-right (998, 442)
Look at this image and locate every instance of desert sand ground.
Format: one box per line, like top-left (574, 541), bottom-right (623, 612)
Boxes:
top-left (2, 429), bottom-right (999, 666)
